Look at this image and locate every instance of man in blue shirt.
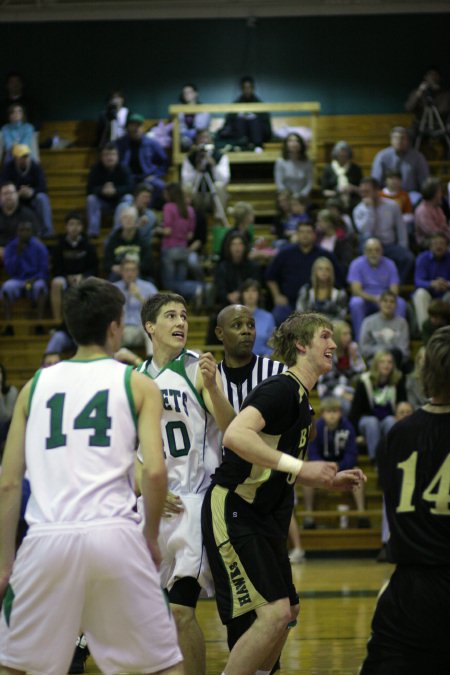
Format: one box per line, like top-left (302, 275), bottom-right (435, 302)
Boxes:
top-left (413, 232), bottom-right (450, 330)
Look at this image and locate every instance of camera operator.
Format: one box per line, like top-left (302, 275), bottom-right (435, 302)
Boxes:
top-left (405, 68), bottom-right (450, 131)
top-left (97, 89), bottom-right (129, 147)
top-left (181, 129), bottom-right (230, 221)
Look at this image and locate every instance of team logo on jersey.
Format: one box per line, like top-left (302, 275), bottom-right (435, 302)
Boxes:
top-left (229, 562), bottom-right (252, 607)
top-left (161, 388), bottom-right (189, 416)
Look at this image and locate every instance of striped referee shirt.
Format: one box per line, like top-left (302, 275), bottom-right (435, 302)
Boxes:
top-left (218, 353), bottom-right (287, 413)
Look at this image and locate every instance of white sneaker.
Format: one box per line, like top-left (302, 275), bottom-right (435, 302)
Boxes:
top-left (289, 547), bottom-right (305, 563)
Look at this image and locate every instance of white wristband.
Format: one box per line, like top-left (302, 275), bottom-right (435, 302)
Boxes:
top-left (277, 454), bottom-right (303, 484)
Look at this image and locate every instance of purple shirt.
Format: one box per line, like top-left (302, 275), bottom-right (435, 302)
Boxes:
top-left (347, 255), bottom-right (399, 295)
top-left (414, 250), bottom-right (450, 297)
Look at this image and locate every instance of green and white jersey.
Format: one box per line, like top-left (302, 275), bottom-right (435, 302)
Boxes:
top-left (25, 358), bottom-right (139, 526)
top-left (138, 349), bottom-right (223, 494)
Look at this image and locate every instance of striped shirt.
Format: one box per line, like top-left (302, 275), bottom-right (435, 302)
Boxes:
top-left (218, 353), bottom-right (286, 413)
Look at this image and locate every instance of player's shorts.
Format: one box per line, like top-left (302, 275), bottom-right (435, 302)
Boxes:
top-left (360, 564), bottom-right (450, 675)
top-left (201, 484), bottom-right (298, 625)
top-left (0, 519), bottom-right (182, 675)
top-left (138, 492), bottom-right (214, 602)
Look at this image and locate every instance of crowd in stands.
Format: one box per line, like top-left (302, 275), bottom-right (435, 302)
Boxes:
top-left (1, 68), bottom-right (450, 488)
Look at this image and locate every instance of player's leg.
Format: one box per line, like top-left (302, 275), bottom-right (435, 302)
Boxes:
top-left (169, 578), bottom-right (205, 675)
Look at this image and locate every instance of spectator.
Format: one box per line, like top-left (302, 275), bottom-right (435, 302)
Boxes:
top-left (113, 255), bottom-right (157, 356)
top-left (349, 350), bottom-right (406, 463)
top-left (359, 290), bottom-right (411, 371)
top-left (86, 142), bottom-right (133, 237)
top-left (347, 238), bottom-right (407, 340)
top-left (379, 169), bottom-right (414, 235)
top-left (1, 71), bottom-right (38, 127)
top-left (113, 183), bottom-right (156, 243)
top-left (371, 126), bottom-right (429, 204)
top-left (325, 196), bottom-right (354, 236)
top-left (240, 278), bottom-right (275, 356)
top-left (414, 177), bottom-right (450, 250)
top-left (96, 89), bottom-right (129, 147)
top-left (181, 128), bottom-right (230, 222)
top-left (405, 67), bottom-right (450, 140)
top-left (214, 233), bottom-right (260, 307)
top-left (315, 208), bottom-right (355, 273)
top-left (0, 182), bottom-right (39, 257)
top-left (266, 220), bottom-right (344, 325)
top-left (1, 220), bottom-right (49, 334)
top-left (177, 83), bottom-right (211, 150)
top-left (421, 298), bottom-right (450, 344)
top-left (296, 256), bottom-right (348, 321)
top-left (115, 112), bottom-right (169, 207)
top-left (353, 177), bottom-right (414, 283)
top-left (406, 346), bottom-right (427, 409)
top-left (321, 140), bottom-right (362, 211)
top-left (317, 319), bottom-right (366, 415)
top-left (218, 75), bottom-right (271, 150)
top-left (103, 205), bottom-right (153, 281)
top-left (49, 211), bottom-right (98, 321)
top-left (413, 232), bottom-right (450, 331)
top-left (0, 362), bottom-right (18, 451)
top-left (272, 189), bottom-right (297, 247)
top-left (1, 144), bottom-right (53, 237)
top-left (274, 132), bottom-right (313, 198)
top-left (302, 397), bottom-right (369, 529)
top-left (159, 182), bottom-right (201, 300)
top-left (218, 201), bottom-right (254, 261)
top-left (1, 102), bottom-right (37, 161)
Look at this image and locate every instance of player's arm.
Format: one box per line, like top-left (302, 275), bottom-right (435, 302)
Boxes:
top-left (0, 380), bottom-right (30, 600)
top-left (196, 352), bottom-right (235, 432)
top-left (223, 406), bottom-right (338, 488)
top-left (132, 371), bottom-right (167, 566)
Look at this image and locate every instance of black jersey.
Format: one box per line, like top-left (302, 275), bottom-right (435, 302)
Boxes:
top-left (380, 406), bottom-right (450, 566)
top-left (212, 371), bottom-right (312, 517)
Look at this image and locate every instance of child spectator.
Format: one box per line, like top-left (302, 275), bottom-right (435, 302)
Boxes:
top-left (302, 397), bottom-right (369, 529)
top-left (1, 103), bottom-right (37, 161)
top-left (218, 201), bottom-right (254, 260)
top-left (421, 298), bottom-right (450, 343)
top-left (103, 205), bottom-right (153, 281)
top-left (379, 169), bottom-right (414, 231)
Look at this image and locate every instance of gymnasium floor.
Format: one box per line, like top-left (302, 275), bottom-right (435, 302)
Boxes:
top-left (85, 557), bottom-right (394, 674)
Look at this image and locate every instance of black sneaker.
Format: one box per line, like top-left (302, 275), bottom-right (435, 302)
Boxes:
top-left (68, 635), bottom-right (89, 674)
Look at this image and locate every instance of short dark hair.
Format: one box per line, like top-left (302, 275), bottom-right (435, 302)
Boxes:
top-left (102, 142), bottom-right (118, 153)
top-left (63, 277), bottom-right (125, 347)
top-left (141, 292), bottom-right (187, 330)
top-left (360, 176), bottom-right (379, 190)
top-left (240, 75), bottom-right (255, 87)
top-left (134, 183), bottom-right (153, 197)
top-left (422, 326), bottom-right (450, 400)
top-left (421, 177), bottom-right (442, 201)
top-left (380, 290), bottom-right (397, 302)
top-left (64, 210), bottom-right (84, 225)
top-left (385, 169), bottom-right (402, 179)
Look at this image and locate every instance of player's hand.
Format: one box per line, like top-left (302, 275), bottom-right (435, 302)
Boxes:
top-left (296, 461), bottom-right (338, 488)
top-left (199, 352), bottom-right (218, 391)
top-left (331, 468), bottom-right (367, 491)
top-left (144, 535), bottom-right (163, 570)
top-left (162, 491), bottom-right (184, 518)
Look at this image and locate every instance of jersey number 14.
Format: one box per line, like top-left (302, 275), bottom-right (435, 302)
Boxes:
top-left (397, 451), bottom-right (450, 515)
top-left (46, 390), bottom-right (112, 449)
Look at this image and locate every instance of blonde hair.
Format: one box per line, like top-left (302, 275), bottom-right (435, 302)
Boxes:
top-left (270, 311), bottom-right (333, 367)
top-left (311, 256), bottom-right (335, 296)
top-left (231, 201), bottom-right (254, 229)
top-left (369, 350), bottom-right (402, 386)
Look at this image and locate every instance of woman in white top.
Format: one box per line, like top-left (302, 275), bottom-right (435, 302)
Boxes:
top-left (274, 132), bottom-right (313, 198)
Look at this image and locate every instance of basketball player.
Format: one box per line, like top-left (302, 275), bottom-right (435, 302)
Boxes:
top-left (0, 278), bottom-right (183, 675)
top-left (202, 311), bottom-right (366, 675)
top-left (136, 292), bottom-right (235, 675)
top-left (361, 325), bottom-right (450, 674)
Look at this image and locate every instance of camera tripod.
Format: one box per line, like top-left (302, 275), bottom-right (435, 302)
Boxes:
top-left (415, 101), bottom-right (450, 155)
top-left (191, 169), bottom-right (229, 226)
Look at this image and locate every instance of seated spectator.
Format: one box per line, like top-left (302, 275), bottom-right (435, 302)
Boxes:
top-left (214, 233), bottom-right (261, 308)
top-left (115, 112), bottom-right (169, 207)
top-left (240, 278), bottom-right (275, 356)
top-left (272, 189), bottom-right (296, 246)
top-left (49, 211), bottom-right (98, 321)
top-left (414, 177), bottom-right (450, 250)
top-left (1, 144), bottom-right (53, 237)
top-left (86, 142), bottom-right (133, 237)
top-left (266, 220), bottom-right (345, 326)
top-left (0, 181), bottom-right (39, 258)
top-left (406, 346), bottom-right (427, 409)
top-left (315, 208), bottom-right (355, 273)
top-left (97, 89), bottom-right (129, 147)
top-left (274, 132), bottom-right (313, 198)
top-left (158, 182), bottom-right (202, 301)
top-left (177, 83), bottom-right (211, 151)
top-left (349, 350), bottom-right (407, 462)
top-left (302, 397), bottom-right (368, 529)
top-left (347, 238), bottom-right (407, 340)
top-left (113, 255), bottom-right (157, 356)
top-left (1, 103), bottom-right (37, 161)
top-left (218, 201), bottom-right (254, 261)
top-left (325, 196), bottom-right (354, 235)
top-left (1, 71), bottom-right (38, 128)
top-left (353, 177), bottom-right (414, 283)
top-left (421, 298), bottom-right (450, 344)
top-left (296, 256), bottom-right (348, 321)
top-left (181, 128), bottom-right (230, 222)
top-left (1, 220), bottom-right (49, 334)
top-left (413, 232), bottom-right (450, 331)
top-left (371, 126), bottom-right (429, 205)
top-left (103, 205), bottom-right (153, 281)
top-left (320, 140), bottom-right (362, 212)
top-left (113, 183), bottom-right (156, 243)
top-left (359, 290), bottom-right (411, 371)
top-left (218, 75), bottom-right (271, 150)
top-left (0, 362), bottom-right (18, 450)
top-left (379, 169), bottom-right (414, 235)
top-left (317, 319), bottom-right (366, 415)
